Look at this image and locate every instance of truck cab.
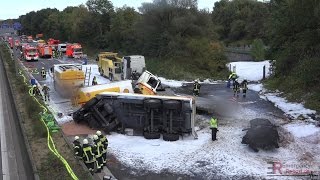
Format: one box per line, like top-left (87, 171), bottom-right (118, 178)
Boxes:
top-left (58, 44), bottom-right (67, 53)
top-left (97, 52), bottom-right (123, 81)
top-left (24, 46), bottom-right (39, 61)
top-left (66, 43), bottom-right (83, 58)
top-left (135, 70), bottom-right (161, 95)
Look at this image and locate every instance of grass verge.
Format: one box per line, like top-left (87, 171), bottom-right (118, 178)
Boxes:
top-left (0, 44), bottom-right (92, 180)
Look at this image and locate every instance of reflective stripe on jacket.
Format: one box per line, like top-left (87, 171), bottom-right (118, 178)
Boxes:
top-left (82, 144), bottom-right (95, 163)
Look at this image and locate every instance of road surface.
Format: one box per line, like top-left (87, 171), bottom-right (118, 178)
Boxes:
top-left (0, 46), bottom-right (34, 180)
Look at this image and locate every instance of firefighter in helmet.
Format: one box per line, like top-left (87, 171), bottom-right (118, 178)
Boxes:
top-left (193, 79), bottom-right (201, 96)
top-left (82, 138), bottom-right (96, 174)
top-left (41, 67), bottom-right (46, 79)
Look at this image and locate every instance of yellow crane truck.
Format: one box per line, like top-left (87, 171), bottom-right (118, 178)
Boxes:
top-left (96, 52), bottom-right (123, 81)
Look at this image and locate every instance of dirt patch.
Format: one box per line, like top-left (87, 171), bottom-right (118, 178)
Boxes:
top-left (62, 121), bottom-right (97, 136)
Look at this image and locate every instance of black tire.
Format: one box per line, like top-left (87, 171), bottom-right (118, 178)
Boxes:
top-left (72, 111), bottom-right (84, 123)
top-left (163, 100), bottom-right (180, 110)
top-left (163, 133), bottom-right (179, 141)
top-left (82, 97), bottom-right (99, 111)
top-left (144, 99), bottom-right (162, 109)
top-left (143, 131), bottom-right (161, 139)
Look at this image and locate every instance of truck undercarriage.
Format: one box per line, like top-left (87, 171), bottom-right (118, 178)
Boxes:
top-left (73, 92), bottom-right (197, 141)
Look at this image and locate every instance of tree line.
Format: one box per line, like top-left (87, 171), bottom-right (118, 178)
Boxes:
top-left (2, 0), bottom-right (319, 98)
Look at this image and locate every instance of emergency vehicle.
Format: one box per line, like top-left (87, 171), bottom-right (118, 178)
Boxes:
top-left (37, 44), bottom-right (53, 58)
top-left (47, 38), bottom-right (60, 50)
top-left (23, 46), bottom-right (39, 61)
top-left (66, 43), bottom-right (82, 58)
top-left (96, 52), bottom-right (122, 81)
top-left (8, 37), bottom-right (14, 49)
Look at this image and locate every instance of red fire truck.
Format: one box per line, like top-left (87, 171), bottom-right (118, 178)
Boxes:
top-left (23, 46), bottom-right (39, 61)
top-left (47, 38), bottom-right (60, 50)
top-left (66, 43), bottom-right (83, 58)
top-left (38, 44), bottom-right (53, 58)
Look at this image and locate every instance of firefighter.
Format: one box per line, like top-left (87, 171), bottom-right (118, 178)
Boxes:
top-left (228, 72), bottom-right (238, 86)
top-left (210, 116), bottom-right (218, 141)
top-left (93, 135), bottom-right (103, 172)
top-left (32, 85), bottom-right (40, 96)
top-left (73, 136), bottom-right (83, 159)
top-left (92, 76), bottom-right (98, 85)
top-left (82, 139), bottom-right (96, 174)
top-left (233, 79), bottom-right (240, 97)
top-left (97, 130), bottom-right (108, 166)
top-left (241, 79), bottom-right (248, 97)
top-left (193, 80), bottom-right (201, 96)
top-left (41, 67), bottom-right (46, 79)
top-left (42, 84), bottom-right (50, 101)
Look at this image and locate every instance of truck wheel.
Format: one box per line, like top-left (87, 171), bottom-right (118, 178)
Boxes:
top-left (82, 97), bottom-right (99, 111)
top-left (162, 133), bottom-right (179, 141)
top-left (143, 131), bottom-right (161, 139)
top-left (163, 100), bottom-right (180, 110)
top-left (72, 111), bottom-right (84, 123)
top-left (144, 99), bottom-right (162, 109)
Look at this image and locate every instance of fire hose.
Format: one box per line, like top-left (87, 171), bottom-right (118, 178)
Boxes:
top-left (19, 70), bottom-right (79, 180)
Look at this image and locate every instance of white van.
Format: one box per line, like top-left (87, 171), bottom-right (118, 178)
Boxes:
top-left (122, 55), bottom-right (146, 80)
top-left (58, 43), bottom-right (67, 53)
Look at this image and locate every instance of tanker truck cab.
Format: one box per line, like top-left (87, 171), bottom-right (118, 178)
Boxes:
top-left (58, 44), bottom-right (67, 53)
top-left (135, 70), bottom-right (161, 95)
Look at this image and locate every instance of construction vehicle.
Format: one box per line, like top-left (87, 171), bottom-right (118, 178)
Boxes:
top-left (66, 43), bottom-right (82, 58)
top-left (47, 38), bottom-right (60, 50)
top-left (122, 55), bottom-right (146, 80)
top-left (53, 64), bottom-right (85, 98)
top-left (37, 44), bottom-right (53, 58)
top-left (23, 46), bottom-right (39, 61)
top-left (96, 52), bottom-right (123, 81)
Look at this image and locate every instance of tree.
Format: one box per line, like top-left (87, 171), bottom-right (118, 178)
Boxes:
top-left (250, 39), bottom-right (265, 61)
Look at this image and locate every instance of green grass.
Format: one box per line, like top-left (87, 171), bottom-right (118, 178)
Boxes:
top-left (265, 76), bottom-right (320, 112)
top-left (146, 57), bottom-right (229, 81)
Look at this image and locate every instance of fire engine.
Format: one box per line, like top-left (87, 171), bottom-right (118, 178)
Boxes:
top-left (37, 44), bottom-right (53, 58)
top-left (47, 38), bottom-right (60, 50)
top-left (8, 37), bottom-right (14, 49)
top-left (23, 46), bottom-right (39, 61)
top-left (66, 43), bottom-right (82, 58)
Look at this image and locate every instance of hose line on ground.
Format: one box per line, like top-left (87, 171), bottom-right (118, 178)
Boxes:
top-left (19, 69), bottom-right (79, 180)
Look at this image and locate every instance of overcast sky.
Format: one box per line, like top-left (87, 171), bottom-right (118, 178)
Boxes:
top-left (1, 0), bottom-right (218, 20)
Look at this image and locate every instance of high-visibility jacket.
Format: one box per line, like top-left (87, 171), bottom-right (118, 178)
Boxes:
top-left (82, 144), bottom-right (95, 163)
top-left (228, 73), bottom-right (237, 80)
top-left (98, 134), bottom-right (108, 153)
top-left (73, 140), bottom-right (83, 157)
top-left (193, 82), bottom-right (201, 90)
top-left (210, 118), bottom-right (218, 129)
top-left (41, 69), bottom-right (46, 76)
top-left (93, 139), bottom-right (103, 158)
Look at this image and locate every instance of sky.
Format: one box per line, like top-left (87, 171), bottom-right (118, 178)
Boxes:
top-left (0, 0), bottom-right (218, 20)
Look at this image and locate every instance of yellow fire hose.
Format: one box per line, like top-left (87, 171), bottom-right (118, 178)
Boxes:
top-left (20, 70), bottom-right (78, 180)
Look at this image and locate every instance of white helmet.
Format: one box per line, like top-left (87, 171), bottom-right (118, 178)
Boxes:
top-left (83, 139), bottom-right (88, 144)
top-left (43, 84), bottom-right (47, 87)
top-left (74, 136), bottom-right (79, 140)
top-left (93, 135), bottom-right (98, 140)
top-left (33, 85), bottom-right (36, 87)
top-left (96, 130), bottom-right (102, 136)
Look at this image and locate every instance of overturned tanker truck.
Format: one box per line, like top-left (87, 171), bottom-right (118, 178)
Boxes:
top-left (73, 92), bottom-right (197, 141)
top-left (73, 71), bottom-right (198, 141)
